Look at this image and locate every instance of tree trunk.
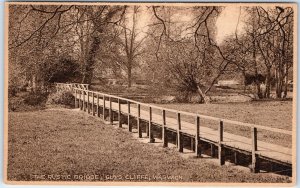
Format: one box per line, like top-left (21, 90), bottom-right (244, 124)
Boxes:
top-left (275, 68), bottom-right (279, 98)
top-left (197, 85), bottom-right (210, 104)
top-left (127, 65), bottom-right (132, 88)
top-left (81, 36), bottom-right (100, 84)
top-left (242, 70), bottom-right (247, 93)
top-left (32, 75), bottom-right (37, 93)
top-left (265, 68), bottom-right (271, 98)
top-left (253, 48), bottom-right (262, 98)
top-left (250, 11), bottom-right (262, 99)
top-left (275, 67), bottom-right (283, 98)
top-left (283, 63), bottom-right (289, 98)
top-left (82, 70), bottom-right (94, 84)
top-left (277, 26), bottom-right (287, 99)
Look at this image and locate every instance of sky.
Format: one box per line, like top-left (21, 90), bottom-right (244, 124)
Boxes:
top-left (215, 6), bottom-right (245, 44)
top-left (134, 5), bottom-right (246, 45)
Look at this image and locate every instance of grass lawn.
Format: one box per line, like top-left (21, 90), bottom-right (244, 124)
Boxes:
top-left (155, 101), bottom-right (293, 129)
top-left (155, 101), bottom-right (293, 148)
top-left (7, 108), bottom-right (291, 183)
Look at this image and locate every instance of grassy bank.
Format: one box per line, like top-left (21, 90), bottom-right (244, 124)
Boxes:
top-left (8, 108), bottom-right (291, 183)
top-left (155, 101), bottom-right (293, 148)
top-left (155, 101), bottom-right (292, 129)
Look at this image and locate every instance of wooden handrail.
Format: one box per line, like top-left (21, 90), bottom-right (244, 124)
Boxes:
top-left (57, 83), bottom-right (292, 136)
top-left (58, 82), bottom-right (293, 171)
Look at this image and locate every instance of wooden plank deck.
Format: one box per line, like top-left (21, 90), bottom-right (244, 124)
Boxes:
top-left (56, 83), bottom-right (292, 173)
top-left (76, 92), bottom-right (292, 166)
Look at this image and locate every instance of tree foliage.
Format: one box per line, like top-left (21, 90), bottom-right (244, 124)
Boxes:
top-left (8, 4), bottom-right (294, 103)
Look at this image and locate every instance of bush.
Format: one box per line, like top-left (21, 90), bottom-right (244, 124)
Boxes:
top-left (23, 91), bottom-right (49, 106)
top-left (47, 91), bottom-right (75, 107)
top-left (174, 92), bottom-right (203, 103)
top-left (8, 99), bottom-right (21, 112)
top-left (8, 91), bottom-right (48, 112)
top-left (8, 85), bottom-right (19, 98)
top-left (46, 56), bottom-right (81, 84)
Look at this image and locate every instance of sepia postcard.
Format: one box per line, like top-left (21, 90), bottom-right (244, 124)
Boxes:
top-left (4, 1), bottom-right (297, 186)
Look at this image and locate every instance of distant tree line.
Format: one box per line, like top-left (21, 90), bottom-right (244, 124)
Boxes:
top-left (8, 4), bottom-right (294, 103)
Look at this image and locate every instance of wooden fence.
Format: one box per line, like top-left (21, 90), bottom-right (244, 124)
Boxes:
top-left (56, 83), bottom-right (89, 92)
top-left (56, 83), bottom-right (292, 174)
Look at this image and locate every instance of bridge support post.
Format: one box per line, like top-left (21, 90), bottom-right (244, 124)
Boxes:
top-left (92, 92), bottom-right (95, 116)
top-left (83, 91), bottom-right (86, 112)
top-left (145, 106), bottom-right (149, 137)
top-left (79, 90), bottom-right (82, 110)
top-left (96, 94), bottom-right (100, 117)
top-left (177, 113), bottom-right (183, 152)
top-left (103, 95), bottom-right (106, 121)
top-left (127, 101), bottom-right (131, 132)
top-left (109, 97), bottom-right (113, 124)
top-left (87, 91), bottom-right (90, 114)
top-left (146, 121), bottom-right (149, 137)
top-left (149, 107), bottom-right (155, 143)
top-left (162, 110), bottom-right (168, 148)
top-left (251, 127), bottom-right (259, 173)
top-left (118, 99), bottom-right (122, 128)
top-left (82, 91), bottom-right (85, 111)
top-left (218, 120), bottom-right (225, 165)
top-left (191, 138), bottom-right (195, 151)
top-left (195, 116), bottom-right (201, 157)
top-left (211, 144), bottom-right (216, 158)
top-left (137, 104), bottom-right (142, 138)
top-left (75, 89), bottom-right (78, 108)
top-left (234, 151), bottom-right (239, 165)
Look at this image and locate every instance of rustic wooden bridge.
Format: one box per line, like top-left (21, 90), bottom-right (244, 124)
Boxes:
top-left (56, 83), bottom-right (293, 175)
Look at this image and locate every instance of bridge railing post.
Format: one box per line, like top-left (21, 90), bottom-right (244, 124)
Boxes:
top-left (251, 127), bottom-right (259, 173)
top-left (92, 92), bottom-right (95, 116)
top-left (218, 120), bottom-right (225, 165)
top-left (177, 112), bottom-right (183, 152)
top-left (83, 90), bottom-right (86, 112)
top-left (146, 108), bottom-right (149, 137)
top-left (118, 99), bottom-right (122, 128)
top-left (82, 89), bottom-right (85, 111)
top-left (109, 97), bottom-right (113, 124)
top-left (74, 89), bottom-right (78, 108)
top-left (77, 89), bottom-right (79, 108)
top-left (102, 95), bottom-right (106, 121)
top-left (96, 93), bottom-right (99, 117)
top-left (149, 106), bottom-right (155, 143)
top-left (195, 116), bottom-right (201, 157)
top-left (127, 101), bottom-right (131, 132)
top-left (87, 91), bottom-right (90, 114)
top-left (137, 104), bottom-right (142, 138)
top-left (162, 109), bottom-right (168, 147)
top-left (79, 89), bottom-right (82, 110)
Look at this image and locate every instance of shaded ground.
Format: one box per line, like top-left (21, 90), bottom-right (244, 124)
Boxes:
top-left (8, 108), bottom-right (291, 183)
top-left (90, 83), bottom-right (292, 103)
top-left (155, 101), bottom-right (293, 148)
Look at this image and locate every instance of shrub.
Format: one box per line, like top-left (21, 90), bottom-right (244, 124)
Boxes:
top-left (8, 85), bottom-right (19, 98)
top-left (9, 91), bottom-right (48, 112)
top-left (8, 99), bottom-right (21, 112)
top-left (46, 56), bottom-right (81, 84)
top-left (23, 91), bottom-right (49, 106)
top-left (47, 91), bottom-right (75, 107)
